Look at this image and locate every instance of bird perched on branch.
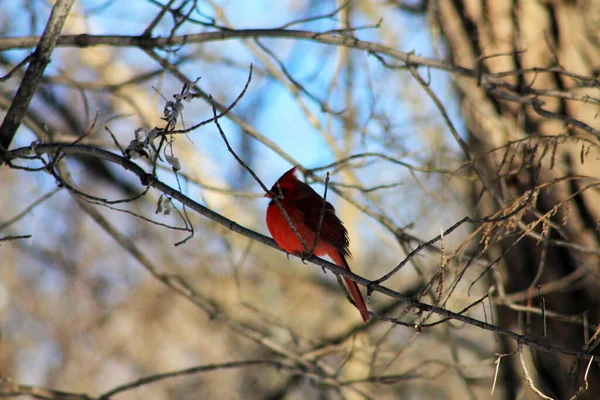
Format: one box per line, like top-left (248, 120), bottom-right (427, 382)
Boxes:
top-left (265, 165), bottom-right (370, 323)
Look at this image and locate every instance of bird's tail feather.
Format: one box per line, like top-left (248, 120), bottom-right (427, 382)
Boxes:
top-left (329, 251), bottom-right (370, 323)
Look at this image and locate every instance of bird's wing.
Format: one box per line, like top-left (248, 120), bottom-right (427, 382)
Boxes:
top-left (293, 190), bottom-right (351, 258)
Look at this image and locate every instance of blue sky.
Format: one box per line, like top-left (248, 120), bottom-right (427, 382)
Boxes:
top-left (3, 0), bottom-right (467, 245)
top-left (4, 0), bottom-right (464, 183)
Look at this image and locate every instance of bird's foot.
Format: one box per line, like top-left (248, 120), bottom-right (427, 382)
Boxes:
top-left (293, 251), bottom-right (313, 264)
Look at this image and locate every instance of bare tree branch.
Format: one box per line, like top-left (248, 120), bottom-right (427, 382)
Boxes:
top-left (0, 0), bottom-right (74, 156)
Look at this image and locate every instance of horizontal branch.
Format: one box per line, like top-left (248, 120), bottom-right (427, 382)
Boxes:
top-left (3, 28), bottom-right (598, 140)
top-left (99, 359), bottom-right (311, 399)
top-left (4, 142), bottom-right (598, 363)
top-left (0, 29), bottom-right (472, 74)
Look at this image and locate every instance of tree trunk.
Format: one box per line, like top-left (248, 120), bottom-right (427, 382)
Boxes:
top-left (432, 1), bottom-right (600, 398)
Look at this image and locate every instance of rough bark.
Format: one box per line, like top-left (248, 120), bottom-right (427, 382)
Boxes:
top-left (432, 1), bottom-right (600, 398)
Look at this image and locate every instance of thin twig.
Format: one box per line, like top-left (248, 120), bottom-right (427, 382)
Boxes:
top-left (311, 172), bottom-right (330, 256)
top-left (517, 341), bottom-right (555, 400)
top-left (99, 359), bottom-right (300, 400)
top-left (0, 234), bottom-right (32, 243)
top-left (0, 187), bottom-right (61, 231)
top-left (570, 356), bottom-right (594, 400)
top-left (206, 71), bottom-right (311, 254)
top-left (0, 54), bottom-right (33, 83)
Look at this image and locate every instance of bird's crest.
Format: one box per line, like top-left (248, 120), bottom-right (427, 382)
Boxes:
top-left (280, 165), bottom-right (299, 181)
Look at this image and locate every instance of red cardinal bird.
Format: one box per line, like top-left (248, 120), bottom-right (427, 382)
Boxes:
top-left (265, 166), bottom-right (370, 323)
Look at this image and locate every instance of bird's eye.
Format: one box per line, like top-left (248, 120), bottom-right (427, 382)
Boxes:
top-left (269, 187), bottom-right (287, 205)
top-left (273, 187), bottom-right (287, 198)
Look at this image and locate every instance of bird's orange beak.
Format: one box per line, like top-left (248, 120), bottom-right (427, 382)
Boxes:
top-left (264, 190), bottom-right (273, 199)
